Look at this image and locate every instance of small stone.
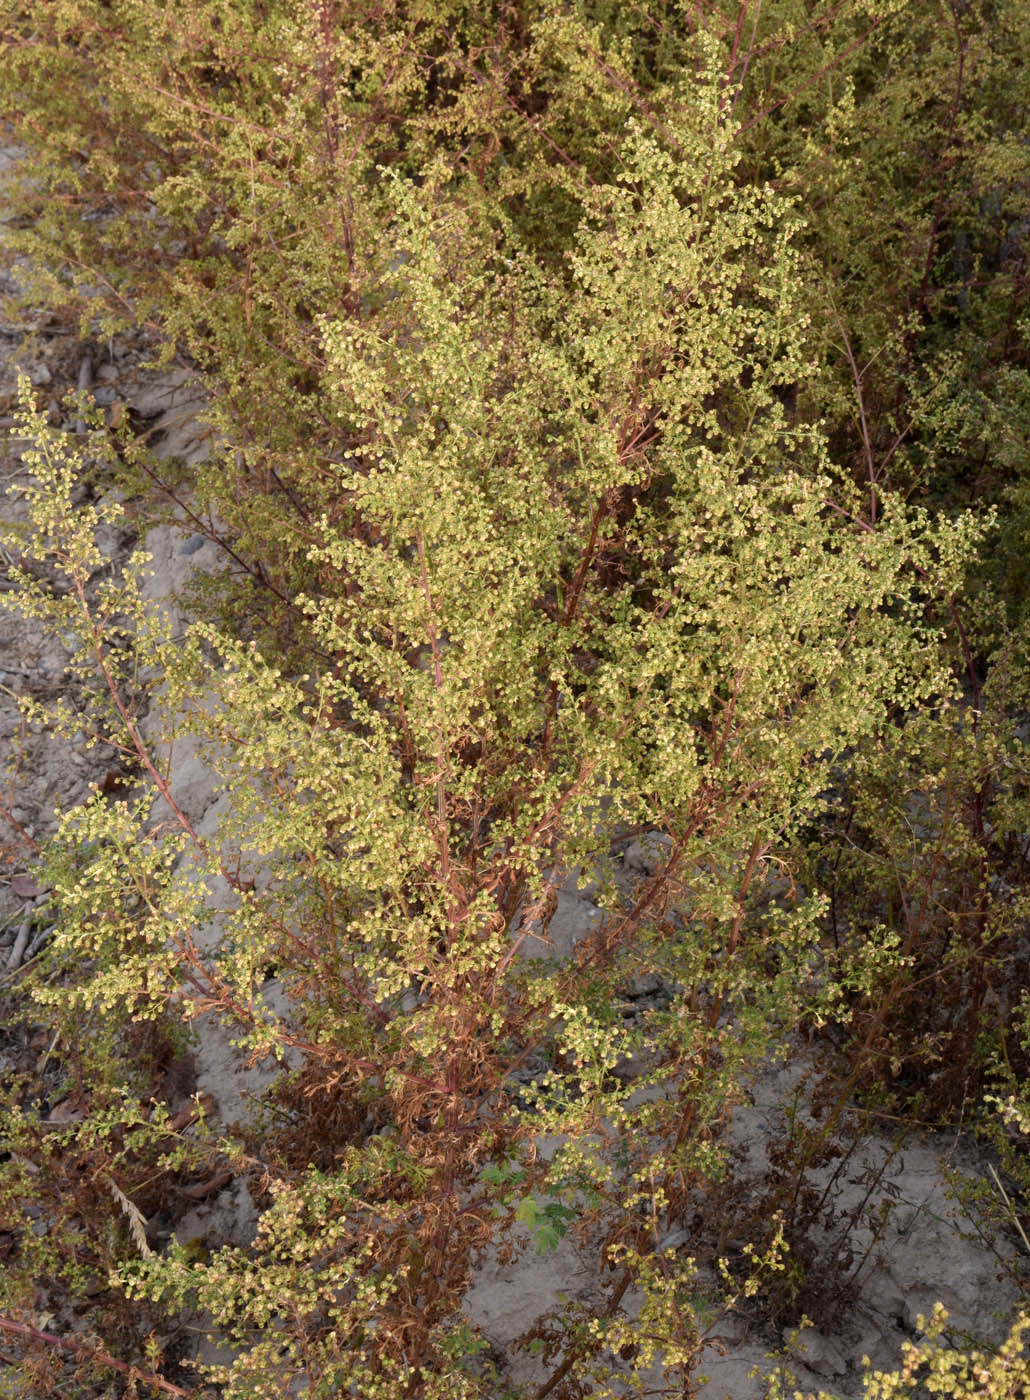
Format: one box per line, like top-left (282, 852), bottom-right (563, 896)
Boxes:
top-left (179, 533), bottom-right (207, 556)
top-left (28, 361), bottom-right (51, 386)
top-left (628, 972), bottom-right (663, 997)
top-left (625, 832), bottom-right (674, 875)
top-left (613, 1052), bottom-right (650, 1081)
top-left (48, 1099), bottom-right (84, 1124)
top-left (785, 1326), bottom-right (848, 1379)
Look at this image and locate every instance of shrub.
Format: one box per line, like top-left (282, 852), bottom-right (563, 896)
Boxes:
top-left (0, 1), bottom-right (1028, 1395)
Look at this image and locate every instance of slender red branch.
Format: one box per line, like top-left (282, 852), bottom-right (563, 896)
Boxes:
top-left (908, 0), bottom-right (968, 350)
top-left (540, 490), bottom-right (612, 761)
top-left (726, 0), bottom-right (763, 120)
top-left (735, 17), bottom-right (886, 140)
top-left (0, 1317), bottom-right (194, 1399)
top-left (415, 528), bottom-right (456, 905)
top-left (829, 299), bottom-right (878, 524)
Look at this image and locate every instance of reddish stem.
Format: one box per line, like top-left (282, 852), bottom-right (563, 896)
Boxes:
top-left (0, 1317), bottom-right (194, 1399)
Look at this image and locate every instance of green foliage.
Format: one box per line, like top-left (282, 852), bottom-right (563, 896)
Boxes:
top-left (0, 0), bottom-right (1028, 1395)
top-left (798, 1307), bottom-right (1030, 1400)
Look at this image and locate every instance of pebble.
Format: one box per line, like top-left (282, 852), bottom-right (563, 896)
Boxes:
top-left (613, 1051), bottom-right (650, 1081)
top-left (785, 1326), bottom-right (848, 1378)
top-left (625, 832), bottom-right (674, 875)
top-left (28, 361), bottom-right (51, 386)
top-left (628, 972), bottom-right (663, 997)
top-left (179, 533), bottom-right (207, 556)
top-left (657, 1227), bottom-right (691, 1252)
